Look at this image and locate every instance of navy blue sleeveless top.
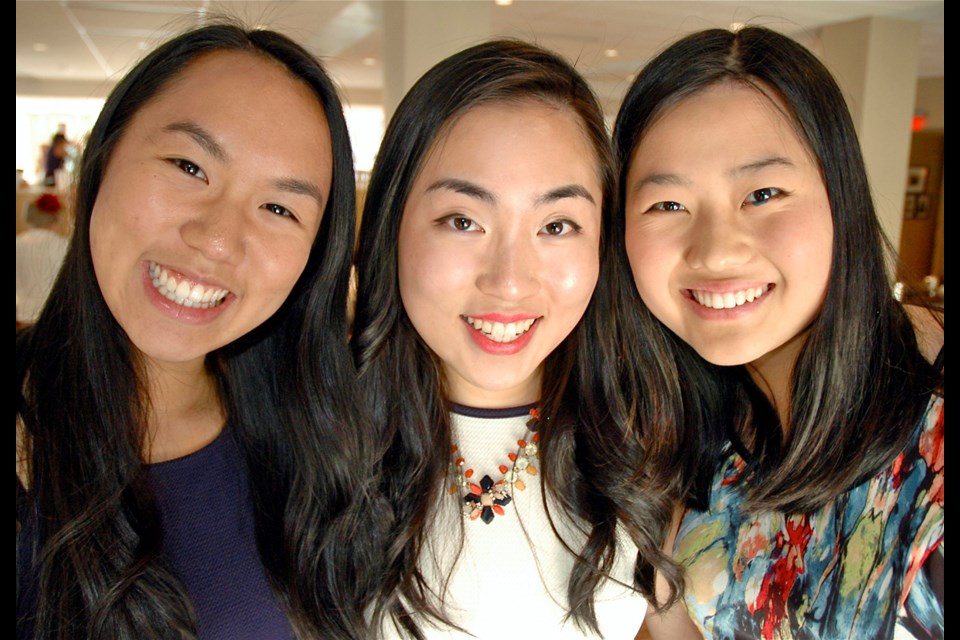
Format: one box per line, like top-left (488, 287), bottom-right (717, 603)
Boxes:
top-left (17, 429), bottom-right (294, 639)
top-left (149, 428), bottom-right (294, 639)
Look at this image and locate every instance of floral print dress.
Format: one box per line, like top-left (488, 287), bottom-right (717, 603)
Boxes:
top-left (674, 394), bottom-right (943, 639)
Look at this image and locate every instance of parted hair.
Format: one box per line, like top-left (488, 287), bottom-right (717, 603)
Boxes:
top-left (612, 26), bottom-right (942, 513)
top-left (17, 20), bottom-right (368, 639)
top-left (351, 38), bottom-right (682, 636)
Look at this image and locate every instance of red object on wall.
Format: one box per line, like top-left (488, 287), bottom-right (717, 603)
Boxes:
top-left (34, 192), bottom-right (62, 213)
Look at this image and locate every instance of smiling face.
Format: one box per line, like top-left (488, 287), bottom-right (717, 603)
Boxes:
top-left (89, 50), bottom-right (332, 371)
top-left (624, 82), bottom-right (833, 385)
top-left (398, 100), bottom-right (602, 408)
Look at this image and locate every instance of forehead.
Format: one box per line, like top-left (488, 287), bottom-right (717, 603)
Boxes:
top-left (650, 81), bottom-right (809, 152)
top-left (117, 49), bottom-right (332, 159)
top-left (628, 80), bottom-right (822, 181)
top-left (137, 49), bottom-right (325, 126)
top-left (417, 99), bottom-right (600, 185)
top-left (444, 99), bottom-right (590, 147)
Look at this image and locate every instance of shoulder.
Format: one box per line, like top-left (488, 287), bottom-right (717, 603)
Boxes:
top-left (17, 415), bottom-right (30, 491)
top-left (16, 228), bottom-right (67, 248)
top-left (904, 304), bottom-right (943, 366)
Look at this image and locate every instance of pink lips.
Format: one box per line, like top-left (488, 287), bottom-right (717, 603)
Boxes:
top-left (463, 313), bottom-right (540, 355)
top-left (142, 261), bottom-right (233, 324)
top-left (684, 283), bottom-right (773, 320)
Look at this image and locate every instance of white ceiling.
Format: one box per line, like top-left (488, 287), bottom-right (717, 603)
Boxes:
top-left (16, 0), bottom-right (944, 111)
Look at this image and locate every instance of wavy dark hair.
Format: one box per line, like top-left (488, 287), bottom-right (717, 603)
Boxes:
top-left (351, 38), bottom-right (679, 636)
top-left (612, 26), bottom-right (942, 513)
top-left (16, 20), bottom-right (367, 639)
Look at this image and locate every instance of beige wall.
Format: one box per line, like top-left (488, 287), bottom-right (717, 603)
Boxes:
top-left (915, 78), bottom-right (944, 130)
top-left (819, 18), bottom-right (921, 252)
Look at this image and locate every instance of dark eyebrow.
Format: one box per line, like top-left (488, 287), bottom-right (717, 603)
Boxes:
top-left (728, 156), bottom-right (795, 179)
top-left (165, 121), bottom-right (324, 207)
top-left (631, 156), bottom-right (797, 193)
top-left (425, 178), bottom-right (497, 205)
top-left (535, 184), bottom-right (596, 206)
top-left (272, 177), bottom-right (326, 208)
top-left (630, 173), bottom-right (690, 194)
top-left (425, 178), bottom-right (595, 207)
top-left (163, 121), bottom-right (227, 162)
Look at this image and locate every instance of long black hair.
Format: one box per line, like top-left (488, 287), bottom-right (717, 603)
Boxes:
top-left (352, 38), bottom-right (679, 636)
top-left (613, 26), bottom-right (942, 513)
top-left (17, 20), bottom-right (366, 639)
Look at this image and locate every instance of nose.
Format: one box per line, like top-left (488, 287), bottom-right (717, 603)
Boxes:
top-left (179, 200), bottom-right (245, 265)
top-left (684, 210), bottom-right (753, 272)
top-left (475, 233), bottom-right (541, 300)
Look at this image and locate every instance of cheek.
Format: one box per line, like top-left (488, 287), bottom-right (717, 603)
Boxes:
top-left (259, 243), bottom-right (313, 304)
top-left (400, 232), bottom-right (471, 294)
top-left (769, 211), bottom-right (833, 290)
top-left (88, 200), bottom-right (123, 284)
top-left (624, 227), bottom-right (665, 295)
top-left (90, 178), bottom-right (162, 251)
top-left (555, 250), bottom-right (599, 302)
top-left (398, 243), bottom-right (449, 321)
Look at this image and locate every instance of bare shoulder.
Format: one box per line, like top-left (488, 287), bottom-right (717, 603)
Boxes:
top-left (905, 304), bottom-right (944, 365)
top-left (636, 504), bottom-right (704, 640)
top-left (17, 415), bottom-right (30, 491)
top-left (637, 597), bottom-right (703, 640)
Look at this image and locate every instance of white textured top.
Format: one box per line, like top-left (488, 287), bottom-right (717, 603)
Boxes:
top-left (16, 228), bottom-right (68, 323)
top-left (383, 404), bottom-right (647, 639)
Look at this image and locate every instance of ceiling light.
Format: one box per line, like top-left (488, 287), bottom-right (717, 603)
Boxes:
top-left (604, 49), bottom-right (619, 58)
top-left (495, 0), bottom-right (513, 6)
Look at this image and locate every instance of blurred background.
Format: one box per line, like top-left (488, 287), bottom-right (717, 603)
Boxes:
top-left (15, 0), bottom-right (944, 297)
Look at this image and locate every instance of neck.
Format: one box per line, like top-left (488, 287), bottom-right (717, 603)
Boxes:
top-left (444, 370), bottom-right (542, 410)
top-left (143, 356), bottom-right (224, 463)
top-left (745, 330), bottom-right (808, 435)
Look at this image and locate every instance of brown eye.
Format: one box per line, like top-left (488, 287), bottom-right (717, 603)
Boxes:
top-left (539, 219), bottom-right (581, 237)
top-left (439, 215), bottom-right (482, 232)
top-left (650, 201), bottom-right (686, 213)
top-left (744, 187), bottom-right (782, 206)
top-left (262, 203), bottom-right (296, 220)
top-left (170, 158), bottom-right (207, 182)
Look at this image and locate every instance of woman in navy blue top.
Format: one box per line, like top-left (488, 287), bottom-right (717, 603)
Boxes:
top-left (17, 21), bottom-right (366, 640)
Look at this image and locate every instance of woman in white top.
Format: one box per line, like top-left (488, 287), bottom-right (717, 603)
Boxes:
top-left (351, 40), bottom-right (681, 639)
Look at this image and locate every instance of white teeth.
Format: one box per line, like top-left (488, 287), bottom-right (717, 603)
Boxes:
top-left (464, 316), bottom-right (536, 343)
top-left (692, 285), bottom-right (768, 310)
top-left (148, 261), bottom-right (230, 309)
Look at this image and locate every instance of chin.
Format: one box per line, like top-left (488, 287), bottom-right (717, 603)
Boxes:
top-left (688, 344), bottom-right (755, 368)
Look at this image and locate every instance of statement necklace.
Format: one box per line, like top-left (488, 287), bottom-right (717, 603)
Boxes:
top-left (449, 407), bottom-right (542, 524)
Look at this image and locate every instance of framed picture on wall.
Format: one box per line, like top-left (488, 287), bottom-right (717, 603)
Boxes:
top-left (916, 194), bottom-right (931, 219)
top-left (906, 166), bottom-right (929, 193)
top-left (904, 194), bottom-right (917, 219)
